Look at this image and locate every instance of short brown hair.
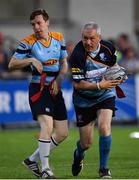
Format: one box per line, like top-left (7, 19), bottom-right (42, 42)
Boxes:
top-left (30, 9), bottom-right (49, 21)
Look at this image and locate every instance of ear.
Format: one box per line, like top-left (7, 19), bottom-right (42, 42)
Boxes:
top-left (46, 20), bottom-right (50, 26)
top-left (99, 34), bottom-right (102, 40)
top-left (98, 34), bottom-right (101, 42)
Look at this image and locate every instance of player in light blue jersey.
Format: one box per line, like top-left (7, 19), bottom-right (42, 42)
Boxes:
top-left (69, 22), bottom-right (126, 178)
top-left (8, 9), bottom-right (68, 179)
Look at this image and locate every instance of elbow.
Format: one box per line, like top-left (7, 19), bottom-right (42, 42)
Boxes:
top-left (73, 80), bottom-right (88, 90)
top-left (8, 63), bottom-right (11, 70)
top-left (62, 65), bottom-right (68, 74)
top-left (8, 58), bottom-right (16, 70)
top-left (73, 82), bottom-right (81, 90)
top-left (8, 62), bottom-right (13, 70)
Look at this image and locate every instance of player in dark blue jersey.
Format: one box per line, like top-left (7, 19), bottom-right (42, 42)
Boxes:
top-left (8, 9), bottom-right (68, 179)
top-left (69, 22), bottom-right (126, 178)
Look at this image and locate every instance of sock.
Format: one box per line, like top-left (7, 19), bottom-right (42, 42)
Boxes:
top-left (38, 139), bottom-right (51, 171)
top-left (29, 148), bottom-right (40, 162)
top-left (99, 135), bottom-right (112, 169)
top-left (29, 136), bottom-right (59, 162)
top-left (76, 140), bottom-right (85, 159)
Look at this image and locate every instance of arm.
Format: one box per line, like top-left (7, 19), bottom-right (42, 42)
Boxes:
top-left (51, 57), bottom-right (68, 95)
top-left (56, 57), bottom-right (68, 87)
top-left (8, 57), bottom-right (32, 69)
top-left (9, 36), bottom-right (43, 74)
top-left (73, 78), bottom-right (121, 90)
top-left (8, 57), bottom-right (43, 74)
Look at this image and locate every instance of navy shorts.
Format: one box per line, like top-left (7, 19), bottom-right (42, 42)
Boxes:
top-left (74, 97), bottom-right (116, 127)
top-left (29, 83), bottom-right (67, 121)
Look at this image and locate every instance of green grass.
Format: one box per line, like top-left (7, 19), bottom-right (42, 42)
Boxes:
top-left (0, 126), bottom-right (139, 179)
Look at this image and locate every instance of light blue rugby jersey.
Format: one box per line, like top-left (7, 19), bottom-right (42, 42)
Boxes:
top-left (13, 32), bottom-right (68, 84)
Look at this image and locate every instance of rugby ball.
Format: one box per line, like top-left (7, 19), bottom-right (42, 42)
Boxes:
top-left (103, 66), bottom-right (127, 80)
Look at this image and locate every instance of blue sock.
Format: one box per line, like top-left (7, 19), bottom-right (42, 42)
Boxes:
top-left (76, 140), bottom-right (85, 159)
top-left (99, 135), bottom-right (112, 169)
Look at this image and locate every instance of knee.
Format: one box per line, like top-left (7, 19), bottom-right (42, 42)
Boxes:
top-left (61, 130), bottom-right (69, 140)
top-left (40, 125), bottom-right (53, 140)
top-left (56, 130), bottom-right (69, 142)
top-left (99, 124), bottom-right (111, 136)
top-left (81, 140), bottom-right (92, 150)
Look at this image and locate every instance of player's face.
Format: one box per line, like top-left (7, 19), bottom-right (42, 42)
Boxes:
top-left (30, 15), bottom-right (49, 39)
top-left (82, 29), bottom-right (101, 52)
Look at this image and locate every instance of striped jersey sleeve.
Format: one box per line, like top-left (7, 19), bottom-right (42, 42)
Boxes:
top-left (50, 32), bottom-right (68, 59)
top-left (69, 42), bottom-right (86, 82)
top-left (13, 34), bottom-right (36, 59)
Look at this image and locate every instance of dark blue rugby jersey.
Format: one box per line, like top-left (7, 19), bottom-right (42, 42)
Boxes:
top-left (69, 40), bottom-right (116, 107)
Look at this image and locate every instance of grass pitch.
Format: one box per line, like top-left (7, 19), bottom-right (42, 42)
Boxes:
top-left (0, 126), bottom-right (139, 179)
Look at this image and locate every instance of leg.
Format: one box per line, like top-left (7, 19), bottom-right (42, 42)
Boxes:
top-left (22, 114), bottom-right (54, 178)
top-left (72, 121), bottom-right (95, 176)
top-left (50, 119), bottom-right (68, 149)
top-left (97, 109), bottom-right (112, 178)
top-left (28, 120), bottom-right (68, 163)
top-left (79, 121), bottom-right (95, 150)
top-left (26, 92), bottom-right (68, 169)
top-left (38, 114), bottom-right (56, 178)
top-left (51, 90), bottom-right (68, 146)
